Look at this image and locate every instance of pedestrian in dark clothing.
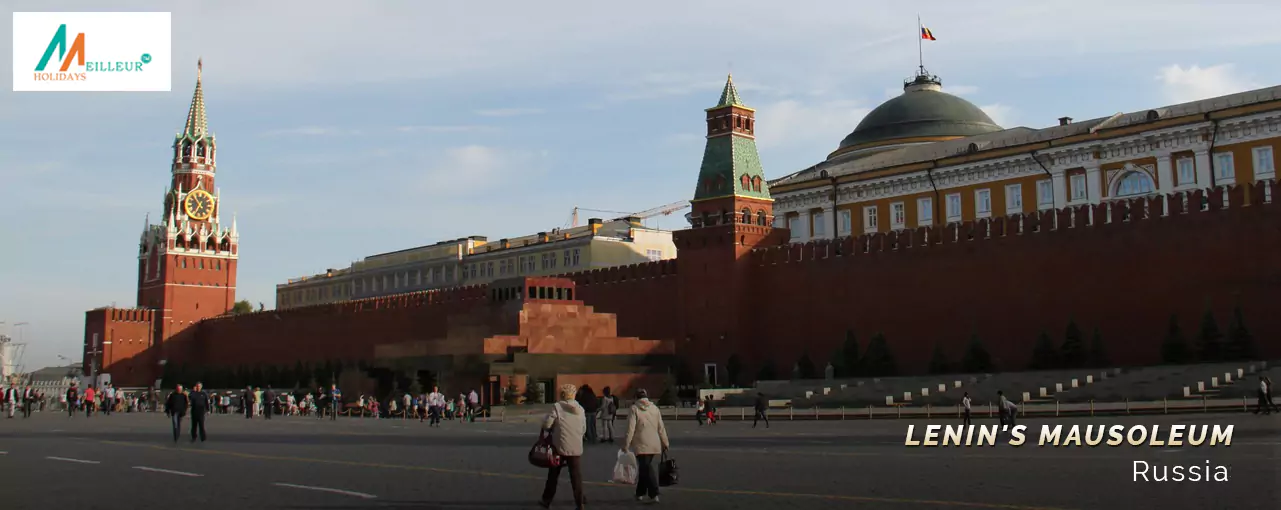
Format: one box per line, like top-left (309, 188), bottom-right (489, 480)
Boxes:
top-left (578, 385), bottom-right (599, 443)
top-left (264, 387), bottom-right (276, 420)
top-left (753, 392), bottom-right (769, 428)
top-left (165, 385), bottom-right (189, 443)
top-left (242, 387), bottom-right (253, 418)
top-left (1256, 376), bottom-right (1271, 415)
top-left (189, 383), bottom-right (210, 442)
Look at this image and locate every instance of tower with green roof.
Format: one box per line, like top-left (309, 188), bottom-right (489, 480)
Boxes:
top-left (688, 74), bottom-right (774, 228)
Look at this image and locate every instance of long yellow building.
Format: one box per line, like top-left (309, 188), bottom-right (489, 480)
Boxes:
top-left (275, 218), bottom-right (676, 309)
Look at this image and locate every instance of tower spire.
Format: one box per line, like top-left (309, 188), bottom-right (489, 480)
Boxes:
top-left (715, 74), bottom-right (744, 108)
top-left (183, 59), bottom-right (208, 138)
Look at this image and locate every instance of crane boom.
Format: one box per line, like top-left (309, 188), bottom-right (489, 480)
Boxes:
top-left (570, 201), bottom-right (690, 227)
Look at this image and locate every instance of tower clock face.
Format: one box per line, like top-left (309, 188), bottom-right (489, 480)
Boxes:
top-left (184, 190), bottom-right (215, 221)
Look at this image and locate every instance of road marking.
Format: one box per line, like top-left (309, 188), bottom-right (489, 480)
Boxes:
top-left (46, 456), bottom-right (100, 464)
top-left (133, 466), bottom-right (203, 477)
top-left (0, 451), bottom-right (8, 455)
top-left (97, 439), bottom-right (1075, 509)
top-left (273, 483), bottom-right (376, 499)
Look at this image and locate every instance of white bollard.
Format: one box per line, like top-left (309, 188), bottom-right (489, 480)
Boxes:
top-left (939, 384), bottom-right (946, 393)
top-left (1086, 375), bottom-right (1094, 384)
top-left (921, 388), bottom-right (930, 397)
top-left (1071, 378), bottom-right (1079, 388)
top-left (1211, 377), bottom-right (1219, 388)
top-left (1224, 373), bottom-right (1232, 384)
top-left (903, 392), bottom-right (912, 402)
top-left (1022, 391), bottom-right (1031, 402)
top-left (1183, 386), bottom-right (1191, 398)
top-left (955, 380), bottom-right (962, 388)
top-left (840, 384), bottom-right (848, 390)
top-left (885, 396), bottom-right (895, 406)
top-left (822, 387), bottom-right (831, 396)
top-left (1197, 381), bottom-right (1206, 392)
top-left (1237, 368), bottom-right (1244, 379)
top-left (1055, 383), bottom-right (1063, 393)
top-left (1100, 371), bottom-right (1109, 380)
top-left (805, 391), bottom-right (814, 398)
top-left (1039, 387), bottom-right (1048, 398)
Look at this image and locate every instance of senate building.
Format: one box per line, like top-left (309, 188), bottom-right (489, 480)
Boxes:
top-left (84, 60), bottom-right (1280, 404)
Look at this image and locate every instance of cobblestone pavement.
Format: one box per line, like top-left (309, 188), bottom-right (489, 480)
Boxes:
top-left (0, 410), bottom-right (1276, 509)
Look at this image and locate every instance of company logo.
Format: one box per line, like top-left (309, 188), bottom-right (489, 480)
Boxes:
top-left (31, 23), bottom-right (153, 83)
top-left (13, 12), bottom-right (171, 92)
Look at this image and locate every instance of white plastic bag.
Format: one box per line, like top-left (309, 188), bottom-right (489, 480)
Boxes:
top-left (611, 450), bottom-right (638, 484)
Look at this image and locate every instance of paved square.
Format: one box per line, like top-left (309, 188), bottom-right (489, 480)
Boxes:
top-left (0, 410), bottom-right (1277, 509)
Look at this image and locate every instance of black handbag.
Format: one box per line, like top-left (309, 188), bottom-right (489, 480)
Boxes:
top-left (658, 452), bottom-right (678, 486)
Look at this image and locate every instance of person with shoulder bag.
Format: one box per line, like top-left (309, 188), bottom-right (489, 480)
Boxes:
top-left (623, 388), bottom-right (669, 504)
top-left (538, 384), bottom-right (586, 510)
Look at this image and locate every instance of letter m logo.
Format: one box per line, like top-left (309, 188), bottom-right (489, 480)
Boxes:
top-left (35, 24), bottom-right (85, 72)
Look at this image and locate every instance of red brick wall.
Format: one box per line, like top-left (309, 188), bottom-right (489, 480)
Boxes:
top-left (555, 373), bottom-right (668, 401)
top-left (741, 183), bottom-right (1281, 375)
top-left (86, 308), bottom-right (158, 387)
top-left (567, 260), bottom-right (683, 344)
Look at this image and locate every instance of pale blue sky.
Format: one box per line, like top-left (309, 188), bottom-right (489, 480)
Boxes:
top-left (3, 0), bottom-right (1280, 371)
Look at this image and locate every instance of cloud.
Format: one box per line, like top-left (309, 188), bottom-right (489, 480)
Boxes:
top-left (418, 145), bottom-right (545, 196)
top-left (980, 104), bottom-right (1016, 128)
top-left (474, 108), bottom-right (545, 117)
top-left (753, 99), bottom-right (872, 151)
top-left (1156, 64), bottom-right (1262, 104)
top-left (258, 126), bottom-right (360, 137)
top-left (395, 125), bottom-right (495, 133)
top-left (947, 85), bottom-right (980, 96)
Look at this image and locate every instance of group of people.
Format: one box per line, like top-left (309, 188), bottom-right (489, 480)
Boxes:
top-left (1, 384), bottom-right (41, 418)
top-left (569, 384), bottom-right (622, 443)
top-left (538, 384), bottom-right (670, 509)
top-left (351, 387), bottom-right (482, 423)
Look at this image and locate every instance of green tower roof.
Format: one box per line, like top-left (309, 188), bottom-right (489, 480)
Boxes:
top-left (693, 75), bottom-right (770, 202)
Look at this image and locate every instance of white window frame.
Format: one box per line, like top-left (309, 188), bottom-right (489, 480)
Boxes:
top-left (917, 197), bottom-right (933, 227)
top-left (975, 189), bottom-right (992, 218)
top-left (787, 216), bottom-right (801, 240)
top-left (890, 202), bottom-right (905, 229)
top-left (1070, 174), bottom-right (1087, 201)
top-left (1005, 184), bottom-right (1023, 215)
top-left (863, 205), bottom-right (878, 233)
top-left (1252, 146), bottom-right (1275, 179)
top-left (1176, 157), bottom-right (1195, 186)
top-left (1036, 179), bottom-right (1053, 210)
top-left (813, 211), bottom-right (826, 238)
top-left (945, 193), bottom-right (962, 222)
top-left (838, 209), bottom-right (852, 235)
top-left (1213, 152), bottom-right (1235, 184)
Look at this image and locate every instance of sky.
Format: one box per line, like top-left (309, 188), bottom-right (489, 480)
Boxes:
top-left (2, 0), bottom-right (1280, 372)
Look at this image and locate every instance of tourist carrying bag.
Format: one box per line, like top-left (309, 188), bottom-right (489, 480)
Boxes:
top-left (659, 451), bottom-right (679, 486)
top-left (611, 450), bottom-right (638, 484)
top-left (528, 432), bottom-right (562, 469)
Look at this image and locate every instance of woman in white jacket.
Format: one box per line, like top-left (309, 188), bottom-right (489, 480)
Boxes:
top-left (623, 388), bottom-right (669, 504)
top-left (539, 384), bottom-right (587, 510)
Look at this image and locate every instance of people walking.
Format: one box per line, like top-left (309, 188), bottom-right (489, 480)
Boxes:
top-left (189, 383), bottom-right (210, 442)
top-left (962, 391), bottom-right (972, 426)
top-left (538, 384), bottom-right (586, 510)
top-left (21, 385), bottom-right (36, 418)
top-left (66, 384), bottom-right (79, 417)
top-left (164, 385), bottom-right (189, 443)
top-left (578, 384), bottom-right (599, 443)
top-left (753, 392), bottom-right (769, 428)
top-left (83, 386), bottom-right (96, 417)
top-left (241, 387), bottom-right (254, 418)
top-left (599, 386), bottom-right (619, 443)
top-left (103, 384), bottom-right (116, 416)
top-left (2, 385), bottom-right (17, 418)
top-left (1256, 376), bottom-right (1272, 415)
top-left (263, 386), bottom-right (276, 420)
top-left (427, 386), bottom-right (444, 427)
top-left (468, 389), bottom-right (480, 422)
top-left (997, 391), bottom-right (1017, 428)
top-left (623, 388), bottom-right (670, 504)
top-left (329, 384), bottom-right (342, 420)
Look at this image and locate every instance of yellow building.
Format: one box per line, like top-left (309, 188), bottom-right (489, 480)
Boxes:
top-left (275, 218), bottom-right (676, 309)
top-left (770, 70), bottom-right (1280, 239)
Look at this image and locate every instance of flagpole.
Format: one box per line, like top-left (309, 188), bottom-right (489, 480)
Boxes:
top-left (917, 14), bottom-right (924, 75)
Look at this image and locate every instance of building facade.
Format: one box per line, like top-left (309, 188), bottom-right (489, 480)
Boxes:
top-left (276, 219), bottom-right (676, 310)
top-left (87, 65), bottom-right (1281, 394)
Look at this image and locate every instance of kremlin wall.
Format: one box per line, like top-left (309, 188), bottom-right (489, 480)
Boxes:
top-left (85, 63), bottom-right (1281, 403)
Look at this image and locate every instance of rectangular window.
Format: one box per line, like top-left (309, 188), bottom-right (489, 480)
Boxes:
top-left (975, 189), bottom-right (992, 217)
top-left (384, 275), bottom-right (391, 290)
top-left (813, 211), bottom-right (826, 237)
top-left (414, 270), bottom-right (422, 285)
top-left (572, 249), bottom-right (581, 266)
top-left (1036, 180), bottom-right (1053, 208)
top-left (1005, 184), bottom-right (1023, 214)
top-left (787, 216), bottom-right (801, 240)
top-left (890, 202), bottom-right (905, 229)
top-left (1070, 174), bottom-right (1087, 200)
top-left (946, 193), bottom-right (961, 221)
top-left (564, 250), bottom-right (571, 267)
top-left (1254, 146), bottom-right (1275, 177)
top-left (646, 249), bottom-right (661, 262)
top-left (1214, 152), bottom-right (1235, 182)
top-left (863, 205), bottom-right (878, 233)
top-left (486, 261), bottom-right (494, 276)
top-left (917, 197), bottom-right (933, 226)
top-left (549, 253), bottom-right (557, 269)
top-left (838, 210), bottom-right (852, 235)
top-left (1177, 157), bottom-right (1195, 185)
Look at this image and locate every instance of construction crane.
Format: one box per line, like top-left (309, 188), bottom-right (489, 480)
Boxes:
top-left (569, 200), bottom-right (690, 228)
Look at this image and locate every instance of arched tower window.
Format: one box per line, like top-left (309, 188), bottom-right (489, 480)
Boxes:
top-left (182, 141), bottom-right (192, 161)
top-left (700, 211), bottom-right (711, 227)
top-left (741, 208), bottom-right (751, 224)
top-left (206, 237), bottom-right (217, 252)
top-left (752, 176), bottom-right (762, 192)
top-left (196, 141), bottom-right (206, 158)
top-left (740, 174), bottom-right (750, 190)
top-left (175, 235), bottom-right (186, 249)
top-left (1114, 171), bottom-right (1155, 197)
top-left (757, 210), bottom-right (767, 226)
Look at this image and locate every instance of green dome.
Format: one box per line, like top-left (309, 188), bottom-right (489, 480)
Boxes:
top-left (833, 74), bottom-right (1002, 157)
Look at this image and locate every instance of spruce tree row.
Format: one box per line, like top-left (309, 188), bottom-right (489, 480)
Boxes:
top-left (1162, 304), bottom-right (1256, 364)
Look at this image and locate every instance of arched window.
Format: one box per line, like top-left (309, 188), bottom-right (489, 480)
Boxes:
top-left (1114, 171), bottom-right (1155, 197)
top-left (735, 116), bottom-right (742, 128)
top-left (756, 210), bottom-right (767, 226)
top-left (741, 208), bottom-right (751, 224)
top-left (752, 176), bottom-right (762, 192)
top-left (740, 174), bottom-right (750, 190)
top-left (701, 211), bottom-right (711, 226)
top-left (196, 141), bottom-right (206, 157)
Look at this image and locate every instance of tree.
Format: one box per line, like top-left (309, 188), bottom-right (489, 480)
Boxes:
top-left (230, 300), bottom-right (254, 315)
top-left (657, 378), bottom-right (678, 406)
top-left (861, 333), bottom-right (897, 377)
top-left (726, 354), bottom-right (743, 387)
top-left (834, 330), bottom-right (861, 377)
top-left (1059, 319), bottom-right (1085, 368)
top-left (502, 379), bottom-right (521, 405)
top-left (961, 334), bottom-right (994, 373)
top-left (928, 343), bottom-right (951, 374)
top-left (1088, 327), bottom-right (1109, 368)
top-left (523, 380), bottom-right (545, 404)
top-left (796, 352), bottom-right (817, 380)
top-left (1030, 331), bottom-right (1059, 370)
top-left (407, 372), bottom-right (424, 396)
top-left (1225, 304), bottom-right (1257, 361)
top-left (1162, 314), bottom-right (1191, 364)
top-left (756, 359), bottom-right (778, 382)
top-left (1197, 306), bottom-right (1222, 362)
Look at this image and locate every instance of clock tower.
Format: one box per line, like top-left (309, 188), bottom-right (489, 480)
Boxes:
top-left (137, 59), bottom-right (239, 355)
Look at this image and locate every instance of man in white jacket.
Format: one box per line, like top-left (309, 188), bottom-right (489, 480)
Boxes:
top-left (623, 388), bottom-right (670, 504)
top-left (539, 383), bottom-right (586, 510)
